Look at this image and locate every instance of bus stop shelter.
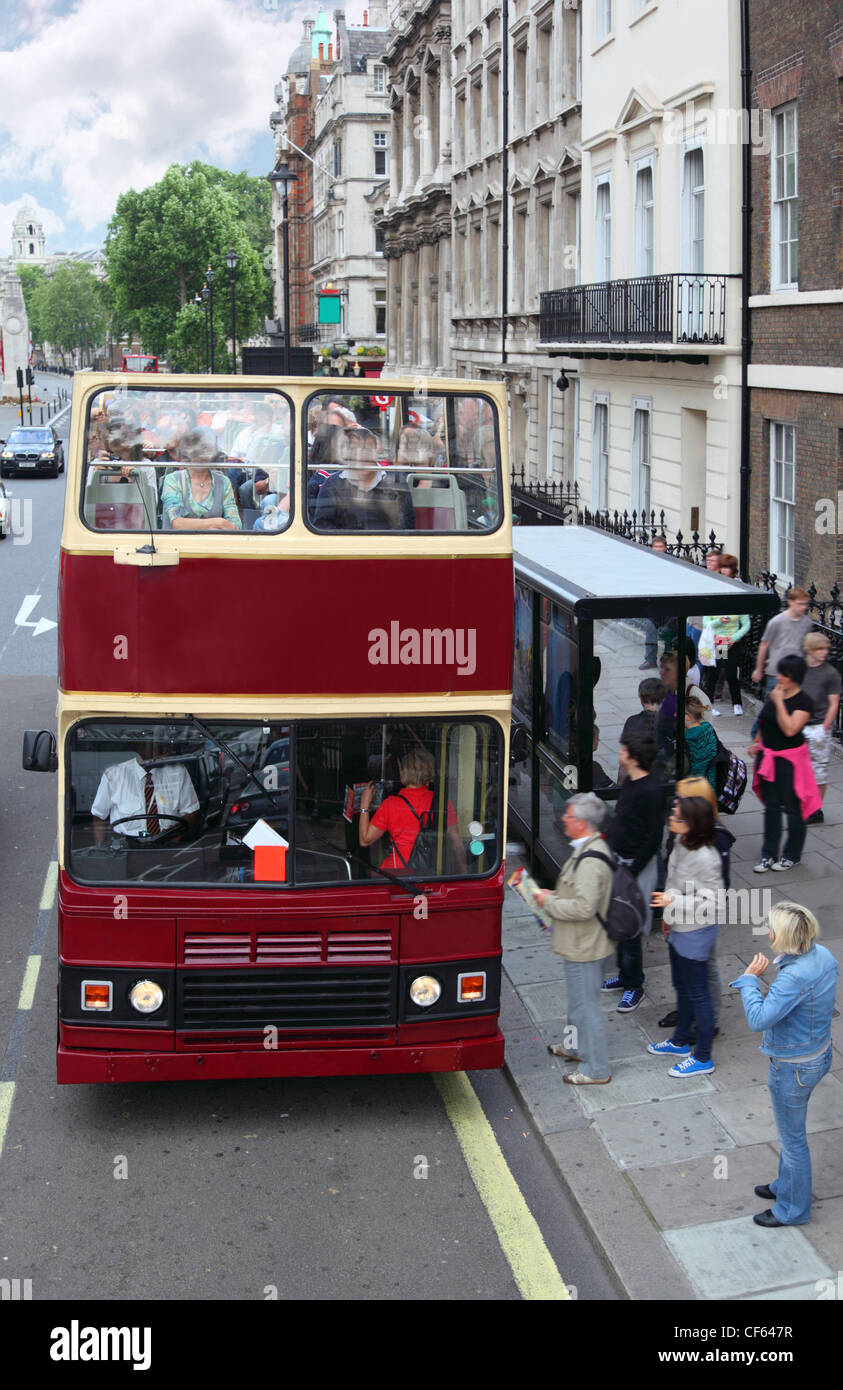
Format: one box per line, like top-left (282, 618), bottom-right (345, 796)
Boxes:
top-left (510, 526), bottom-right (780, 876)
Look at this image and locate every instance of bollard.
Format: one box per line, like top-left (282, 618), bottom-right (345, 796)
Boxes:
top-left (40, 406), bottom-right (44, 424)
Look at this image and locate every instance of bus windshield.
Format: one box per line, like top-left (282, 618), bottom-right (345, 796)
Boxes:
top-left (122, 356), bottom-right (158, 372)
top-left (67, 716), bottom-right (502, 888)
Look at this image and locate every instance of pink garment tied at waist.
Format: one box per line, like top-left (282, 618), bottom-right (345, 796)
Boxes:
top-left (753, 741), bottom-right (822, 820)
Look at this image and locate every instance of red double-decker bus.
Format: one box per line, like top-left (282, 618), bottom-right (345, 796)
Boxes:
top-left (121, 354), bottom-right (158, 373)
top-left (27, 375), bottom-right (513, 1083)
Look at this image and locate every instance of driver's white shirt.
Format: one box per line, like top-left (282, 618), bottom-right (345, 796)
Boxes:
top-left (90, 757), bottom-right (199, 837)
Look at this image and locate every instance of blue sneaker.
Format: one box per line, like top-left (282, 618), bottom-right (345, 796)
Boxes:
top-left (617, 988), bottom-right (644, 1013)
top-left (601, 975), bottom-right (623, 991)
top-left (647, 1039), bottom-right (691, 1056)
top-left (668, 1054), bottom-right (715, 1077)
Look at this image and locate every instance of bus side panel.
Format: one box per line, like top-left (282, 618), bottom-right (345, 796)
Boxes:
top-left (59, 554), bottom-right (515, 695)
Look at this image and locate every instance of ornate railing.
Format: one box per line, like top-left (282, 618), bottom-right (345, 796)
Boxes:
top-left (539, 273), bottom-right (729, 346)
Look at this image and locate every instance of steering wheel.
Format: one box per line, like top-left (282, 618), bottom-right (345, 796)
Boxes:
top-left (110, 814), bottom-right (190, 843)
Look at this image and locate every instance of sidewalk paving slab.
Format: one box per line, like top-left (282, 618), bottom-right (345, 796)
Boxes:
top-left (626, 1143), bottom-right (780, 1228)
top-left (662, 1217), bottom-right (833, 1300)
top-left (706, 1075), bottom-right (843, 1146)
top-left (591, 1096), bottom-right (736, 1170)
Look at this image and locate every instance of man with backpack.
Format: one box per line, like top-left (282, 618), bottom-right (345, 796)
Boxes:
top-left (533, 794), bottom-right (615, 1086)
top-left (603, 731), bottom-right (667, 1012)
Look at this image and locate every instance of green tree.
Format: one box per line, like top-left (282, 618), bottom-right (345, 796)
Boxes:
top-left (17, 264), bottom-right (48, 345)
top-left (105, 163), bottom-right (270, 365)
top-left (35, 264), bottom-right (108, 365)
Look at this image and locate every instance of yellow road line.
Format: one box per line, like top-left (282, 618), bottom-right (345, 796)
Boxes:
top-left (39, 861), bottom-right (58, 911)
top-left (0, 1082), bottom-right (15, 1161)
top-left (17, 956), bottom-right (42, 1012)
top-left (435, 1071), bottom-right (572, 1301)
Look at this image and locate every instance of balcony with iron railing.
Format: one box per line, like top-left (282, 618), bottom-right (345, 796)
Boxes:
top-left (539, 273), bottom-right (735, 350)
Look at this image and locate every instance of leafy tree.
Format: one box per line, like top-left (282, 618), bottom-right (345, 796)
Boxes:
top-left (33, 264), bottom-right (108, 365)
top-left (17, 264), bottom-right (48, 344)
top-left (105, 163), bottom-right (270, 365)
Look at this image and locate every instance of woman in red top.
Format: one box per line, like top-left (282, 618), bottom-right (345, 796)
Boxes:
top-left (359, 747), bottom-right (466, 872)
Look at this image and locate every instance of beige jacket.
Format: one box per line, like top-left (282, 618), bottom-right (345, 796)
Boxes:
top-left (546, 834), bottom-right (613, 962)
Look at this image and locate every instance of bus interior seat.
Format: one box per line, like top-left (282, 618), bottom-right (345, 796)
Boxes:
top-left (85, 472), bottom-right (159, 532)
top-left (405, 472), bottom-right (468, 531)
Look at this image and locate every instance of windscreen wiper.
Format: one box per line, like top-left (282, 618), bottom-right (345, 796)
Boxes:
top-left (185, 715), bottom-right (290, 820)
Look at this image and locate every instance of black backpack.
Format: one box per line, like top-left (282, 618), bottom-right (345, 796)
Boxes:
top-left (575, 847), bottom-right (648, 943)
top-left (393, 793), bottom-right (439, 874)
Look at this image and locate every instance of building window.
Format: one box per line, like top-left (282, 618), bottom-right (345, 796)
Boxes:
top-left (571, 378), bottom-right (581, 482)
top-left (375, 288), bottom-right (387, 335)
top-left (513, 43), bottom-right (527, 134)
top-left (470, 80), bottom-right (482, 161)
top-left (372, 64), bottom-right (386, 94)
top-left (337, 211), bottom-right (344, 258)
top-left (680, 144), bottom-right (706, 337)
top-left (374, 130), bottom-right (388, 177)
top-left (575, 4), bottom-right (582, 99)
top-left (488, 216), bottom-right (499, 310)
top-left (332, 140), bottom-right (342, 177)
top-left (537, 200), bottom-right (553, 297)
top-left (455, 87), bottom-right (466, 168)
top-left (595, 0), bottom-right (612, 42)
top-left (593, 396), bottom-right (609, 510)
top-left (375, 226), bottom-right (385, 255)
top-left (513, 206), bottom-right (528, 311)
top-left (772, 104), bottom-right (798, 290)
top-left (594, 176), bottom-right (611, 282)
top-left (633, 159), bottom-right (654, 277)
top-left (537, 23), bottom-right (552, 124)
top-left (472, 221), bottom-right (483, 311)
top-left (631, 400), bottom-right (652, 517)
top-left (770, 422), bottom-right (796, 582)
top-left (487, 66), bottom-right (500, 147)
top-left (543, 375), bottom-right (555, 481)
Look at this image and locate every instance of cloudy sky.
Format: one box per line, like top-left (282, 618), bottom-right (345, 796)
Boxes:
top-left (0, 0), bottom-right (346, 256)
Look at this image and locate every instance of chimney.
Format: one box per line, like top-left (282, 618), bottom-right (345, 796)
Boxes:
top-left (318, 43), bottom-right (324, 59)
top-left (363, 10), bottom-right (368, 25)
top-left (328, 42), bottom-right (333, 60)
top-left (336, 35), bottom-right (341, 57)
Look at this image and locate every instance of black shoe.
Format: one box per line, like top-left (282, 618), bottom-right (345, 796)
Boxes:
top-left (753, 1209), bottom-right (784, 1228)
top-left (805, 810), bottom-right (824, 825)
top-left (687, 1027), bottom-right (719, 1045)
top-left (659, 1011), bottom-right (678, 1028)
top-left (639, 660), bottom-right (658, 670)
top-left (754, 1184), bottom-right (776, 1201)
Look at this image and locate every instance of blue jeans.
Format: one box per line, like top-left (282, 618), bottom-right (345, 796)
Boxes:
top-left (563, 956), bottom-right (612, 1080)
top-left (668, 943), bottom-right (715, 1062)
top-left (767, 1046), bottom-right (832, 1223)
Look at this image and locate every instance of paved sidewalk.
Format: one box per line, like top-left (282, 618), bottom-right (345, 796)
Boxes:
top-left (502, 697), bottom-right (843, 1301)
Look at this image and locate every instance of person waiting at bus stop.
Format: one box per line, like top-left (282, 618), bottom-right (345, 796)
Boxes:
top-left (602, 731), bottom-right (665, 1013)
top-left (314, 427), bottom-right (413, 531)
top-left (358, 747), bottom-right (466, 872)
top-left (533, 793), bottom-right (614, 1086)
top-left (161, 428), bottom-right (242, 532)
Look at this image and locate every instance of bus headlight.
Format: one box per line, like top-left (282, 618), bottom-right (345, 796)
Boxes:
top-left (128, 979), bottom-right (165, 1014)
top-left (409, 975), bottom-right (441, 1008)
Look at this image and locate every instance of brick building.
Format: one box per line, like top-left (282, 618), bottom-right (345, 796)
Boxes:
top-left (747, 1), bottom-right (843, 591)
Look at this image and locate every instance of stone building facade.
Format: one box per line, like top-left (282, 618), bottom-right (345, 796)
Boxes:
top-left (379, 0), bottom-right (453, 376)
top-left (747, 0), bottom-right (843, 591)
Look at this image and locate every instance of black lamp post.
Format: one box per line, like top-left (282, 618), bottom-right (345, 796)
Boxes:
top-left (193, 292), bottom-right (205, 371)
top-left (267, 158), bottom-right (299, 375)
top-left (225, 244), bottom-right (238, 373)
top-left (206, 264), bottom-right (215, 374)
top-left (201, 283), bottom-right (210, 373)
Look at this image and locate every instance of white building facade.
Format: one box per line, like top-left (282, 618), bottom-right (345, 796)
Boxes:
top-left (553, 0), bottom-right (744, 542)
top-left (310, 8), bottom-right (392, 345)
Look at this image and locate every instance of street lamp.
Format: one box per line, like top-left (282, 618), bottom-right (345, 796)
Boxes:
top-left (206, 264), bottom-right (216, 374)
top-left (225, 244), bottom-right (239, 374)
top-left (201, 283), bottom-right (210, 373)
top-left (267, 158), bottom-right (299, 375)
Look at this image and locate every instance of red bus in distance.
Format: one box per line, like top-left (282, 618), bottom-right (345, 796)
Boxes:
top-left (121, 355), bottom-right (158, 373)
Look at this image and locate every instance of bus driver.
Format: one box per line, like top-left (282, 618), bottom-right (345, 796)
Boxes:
top-left (91, 743), bottom-right (199, 845)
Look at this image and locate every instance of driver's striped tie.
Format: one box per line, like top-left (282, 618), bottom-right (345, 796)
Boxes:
top-left (144, 772), bottom-right (161, 835)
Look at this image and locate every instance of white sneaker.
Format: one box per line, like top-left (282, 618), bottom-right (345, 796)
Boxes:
top-left (734, 704), bottom-right (744, 715)
top-left (710, 707), bottom-right (721, 718)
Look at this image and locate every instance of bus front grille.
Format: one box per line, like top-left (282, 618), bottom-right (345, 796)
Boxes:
top-left (177, 967), bottom-right (396, 1030)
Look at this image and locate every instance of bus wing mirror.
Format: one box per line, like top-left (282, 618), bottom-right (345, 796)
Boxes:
top-left (23, 729), bottom-right (58, 772)
top-left (510, 726), bottom-right (529, 764)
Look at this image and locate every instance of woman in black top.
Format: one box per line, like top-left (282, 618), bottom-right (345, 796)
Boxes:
top-left (749, 654), bottom-right (815, 872)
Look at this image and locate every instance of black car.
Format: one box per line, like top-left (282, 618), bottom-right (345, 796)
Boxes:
top-left (1, 427), bottom-right (65, 478)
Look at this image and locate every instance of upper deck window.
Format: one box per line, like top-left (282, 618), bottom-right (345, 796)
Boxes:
top-left (305, 390), bottom-right (502, 534)
top-left (81, 388), bottom-right (292, 535)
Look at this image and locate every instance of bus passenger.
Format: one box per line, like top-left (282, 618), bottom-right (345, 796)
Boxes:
top-left (358, 748), bottom-right (466, 873)
top-left (313, 427), bottom-right (413, 530)
top-left (161, 428), bottom-right (242, 532)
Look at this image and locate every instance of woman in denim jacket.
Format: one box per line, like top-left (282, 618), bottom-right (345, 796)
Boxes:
top-left (731, 902), bottom-right (838, 1227)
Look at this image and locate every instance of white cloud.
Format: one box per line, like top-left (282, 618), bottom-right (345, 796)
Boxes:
top-left (0, 0), bottom-right (308, 230)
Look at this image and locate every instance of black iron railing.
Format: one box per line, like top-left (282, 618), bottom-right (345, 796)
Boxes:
top-left (539, 273), bottom-right (729, 346)
top-left (296, 322), bottom-right (322, 343)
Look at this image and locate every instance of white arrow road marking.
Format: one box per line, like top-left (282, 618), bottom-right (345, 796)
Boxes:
top-left (14, 594), bottom-right (57, 637)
